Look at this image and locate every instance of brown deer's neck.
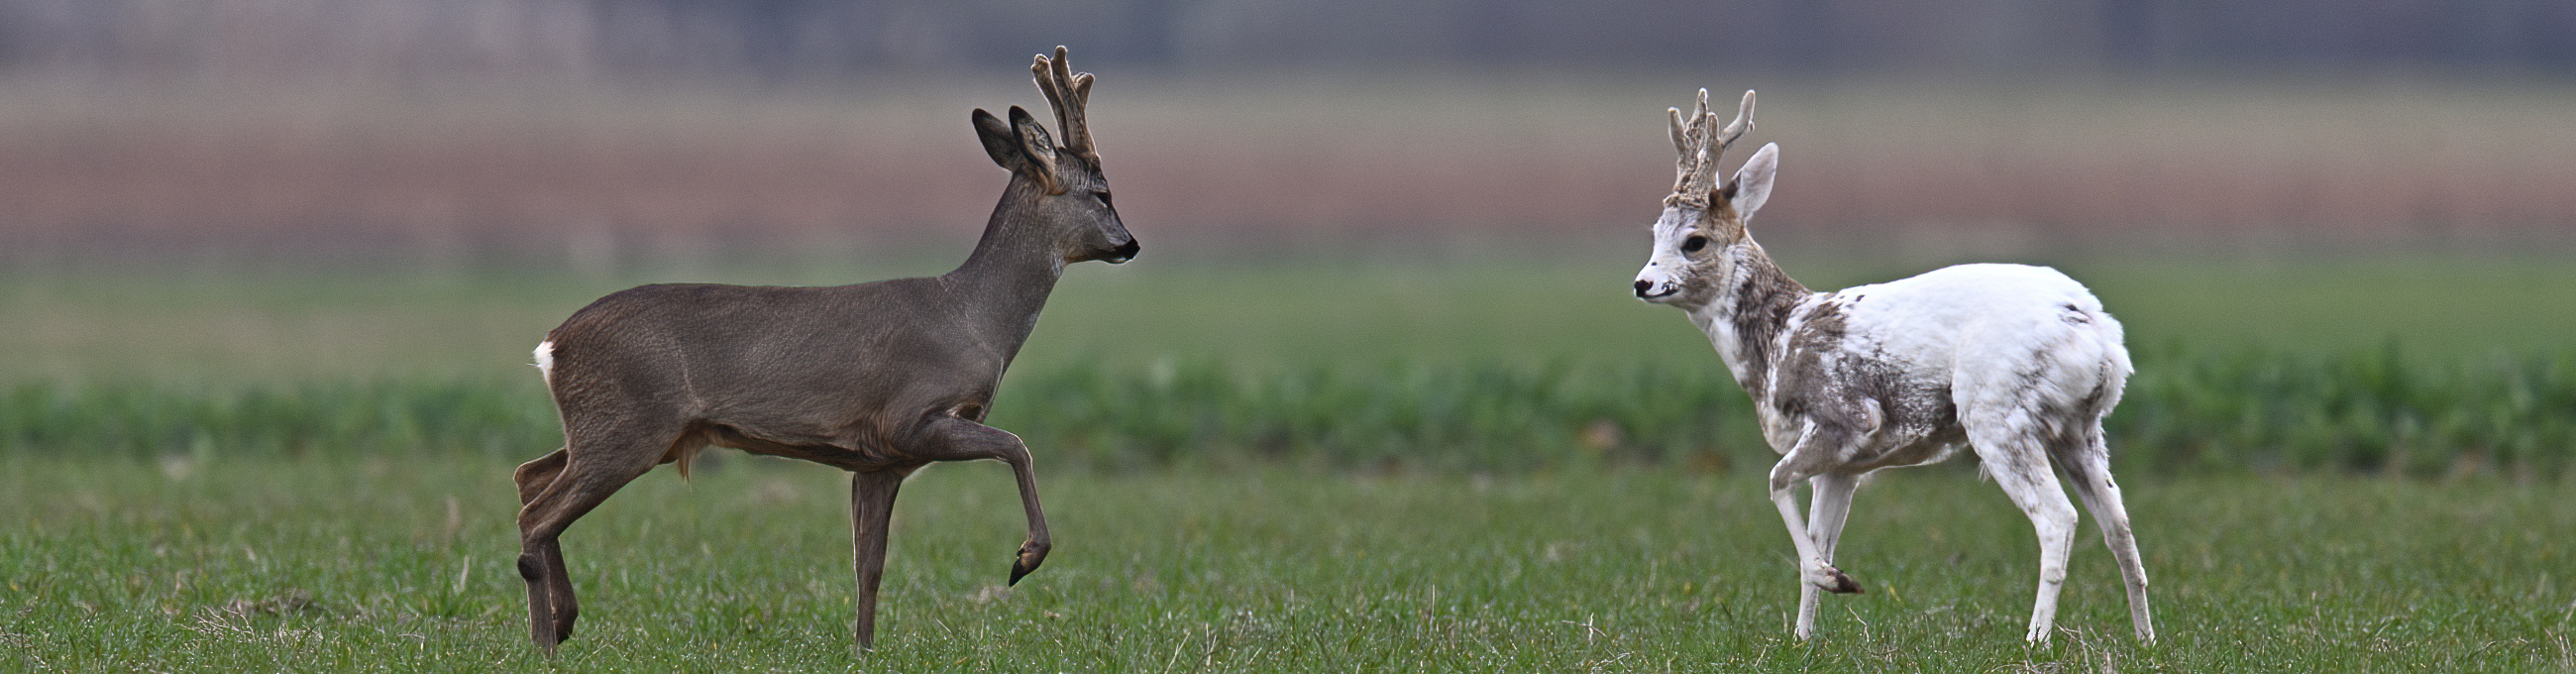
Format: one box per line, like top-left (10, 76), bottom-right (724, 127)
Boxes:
top-left (942, 179), bottom-right (1067, 365)
top-left (1688, 241), bottom-right (1812, 399)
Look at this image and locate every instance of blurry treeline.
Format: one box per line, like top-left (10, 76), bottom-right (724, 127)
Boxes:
top-left (3, 0), bottom-right (2573, 78)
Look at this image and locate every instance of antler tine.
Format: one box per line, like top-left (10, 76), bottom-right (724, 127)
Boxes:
top-left (1030, 46), bottom-right (1097, 159)
top-left (1668, 106), bottom-right (1689, 157)
top-left (1670, 88), bottom-right (1714, 158)
top-left (1715, 89), bottom-right (1756, 155)
top-left (1669, 89), bottom-right (1726, 208)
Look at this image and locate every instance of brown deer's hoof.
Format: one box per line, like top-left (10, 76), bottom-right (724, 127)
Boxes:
top-left (1009, 545), bottom-right (1048, 586)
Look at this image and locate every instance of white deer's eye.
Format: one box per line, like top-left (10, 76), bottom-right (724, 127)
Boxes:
top-left (1680, 235), bottom-right (1709, 254)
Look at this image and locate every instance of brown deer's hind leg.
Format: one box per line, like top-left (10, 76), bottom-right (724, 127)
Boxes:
top-left (515, 424), bottom-right (675, 652)
top-left (514, 450), bottom-right (568, 505)
top-left (850, 469), bottom-right (907, 650)
top-left (512, 449), bottom-right (574, 648)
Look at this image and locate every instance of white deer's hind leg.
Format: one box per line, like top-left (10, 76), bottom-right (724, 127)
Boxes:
top-left (2057, 426), bottom-right (2155, 643)
top-left (1965, 418), bottom-right (2079, 645)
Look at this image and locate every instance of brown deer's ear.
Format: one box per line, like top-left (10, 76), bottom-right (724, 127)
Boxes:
top-left (974, 107), bottom-right (1062, 192)
top-left (1006, 105), bottom-right (1063, 193)
top-left (974, 108), bottom-right (1025, 172)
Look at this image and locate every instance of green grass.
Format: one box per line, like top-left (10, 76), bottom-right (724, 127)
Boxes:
top-left (4, 456), bottom-right (2572, 671)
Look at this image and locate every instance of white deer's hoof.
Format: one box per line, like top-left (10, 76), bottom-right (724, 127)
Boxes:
top-left (1808, 566), bottom-right (1863, 595)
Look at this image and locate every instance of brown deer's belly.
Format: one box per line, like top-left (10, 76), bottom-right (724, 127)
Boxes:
top-left (697, 422), bottom-right (923, 473)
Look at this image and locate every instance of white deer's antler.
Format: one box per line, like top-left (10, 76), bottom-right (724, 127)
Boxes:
top-left (1667, 89), bottom-right (1755, 210)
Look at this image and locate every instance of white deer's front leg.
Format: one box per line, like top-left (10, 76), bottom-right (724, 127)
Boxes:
top-left (1770, 482), bottom-right (1823, 639)
top-left (1769, 423), bottom-right (1862, 640)
top-left (1795, 472), bottom-right (1863, 630)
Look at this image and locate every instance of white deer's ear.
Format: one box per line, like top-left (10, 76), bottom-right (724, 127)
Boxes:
top-left (1729, 142), bottom-right (1780, 220)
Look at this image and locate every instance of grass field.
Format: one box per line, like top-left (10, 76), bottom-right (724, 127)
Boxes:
top-left (4, 252), bottom-right (2574, 670)
top-left (4, 456), bottom-right (2572, 671)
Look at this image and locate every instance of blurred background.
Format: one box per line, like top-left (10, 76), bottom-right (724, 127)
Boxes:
top-left (4, 0), bottom-right (2574, 262)
top-left (11, 7), bottom-right (2576, 667)
top-left (1, 0), bottom-right (2570, 473)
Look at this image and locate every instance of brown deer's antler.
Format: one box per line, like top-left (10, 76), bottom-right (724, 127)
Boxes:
top-left (1667, 89), bottom-right (1756, 210)
top-left (1031, 46), bottom-right (1098, 161)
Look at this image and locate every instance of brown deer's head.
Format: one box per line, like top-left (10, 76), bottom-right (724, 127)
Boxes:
top-left (972, 46), bottom-right (1137, 265)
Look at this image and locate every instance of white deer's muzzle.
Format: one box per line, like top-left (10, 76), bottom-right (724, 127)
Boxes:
top-left (1634, 265), bottom-right (1680, 302)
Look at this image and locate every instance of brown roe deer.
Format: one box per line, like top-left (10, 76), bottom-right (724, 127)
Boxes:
top-left (512, 47), bottom-right (1134, 652)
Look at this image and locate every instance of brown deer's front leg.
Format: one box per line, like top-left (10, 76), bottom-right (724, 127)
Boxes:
top-left (911, 416), bottom-right (1053, 586)
top-left (849, 469), bottom-right (906, 650)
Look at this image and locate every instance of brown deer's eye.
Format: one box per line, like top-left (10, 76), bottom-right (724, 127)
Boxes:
top-left (1680, 235), bottom-right (1708, 254)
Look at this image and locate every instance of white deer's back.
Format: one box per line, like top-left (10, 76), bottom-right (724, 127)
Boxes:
top-left (1826, 263), bottom-right (2128, 410)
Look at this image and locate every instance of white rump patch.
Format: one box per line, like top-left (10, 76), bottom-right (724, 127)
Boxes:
top-left (532, 341), bottom-right (555, 383)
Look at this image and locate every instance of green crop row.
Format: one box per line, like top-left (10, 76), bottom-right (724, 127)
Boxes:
top-left (2116, 344), bottom-right (2576, 477)
top-left (3, 346), bottom-right (2571, 477)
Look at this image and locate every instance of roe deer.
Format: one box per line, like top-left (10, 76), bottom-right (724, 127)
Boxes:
top-left (1631, 89), bottom-right (2152, 644)
top-left (513, 47), bottom-right (1134, 652)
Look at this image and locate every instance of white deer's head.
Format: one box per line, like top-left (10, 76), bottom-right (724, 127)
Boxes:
top-left (1634, 89), bottom-right (1777, 306)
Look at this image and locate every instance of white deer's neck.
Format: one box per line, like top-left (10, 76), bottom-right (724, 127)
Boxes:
top-left (1683, 242), bottom-right (1813, 401)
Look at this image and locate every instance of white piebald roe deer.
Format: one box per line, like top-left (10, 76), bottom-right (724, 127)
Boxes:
top-left (512, 47), bottom-right (1135, 652)
top-left (1632, 90), bottom-right (2152, 645)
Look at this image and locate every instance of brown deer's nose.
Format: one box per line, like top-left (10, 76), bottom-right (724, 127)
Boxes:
top-left (1107, 239), bottom-right (1139, 264)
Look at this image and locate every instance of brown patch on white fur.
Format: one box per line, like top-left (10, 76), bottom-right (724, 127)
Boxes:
top-left (1704, 183), bottom-right (1749, 241)
top-left (1715, 244), bottom-right (1808, 397)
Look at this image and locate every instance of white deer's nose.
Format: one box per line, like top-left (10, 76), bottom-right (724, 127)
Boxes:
top-left (1634, 269), bottom-right (1678, 300)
